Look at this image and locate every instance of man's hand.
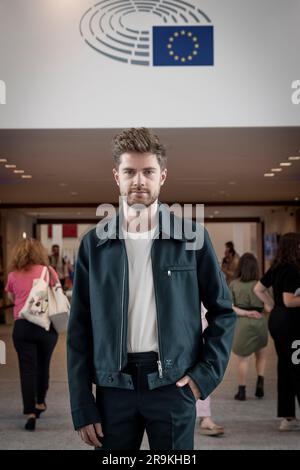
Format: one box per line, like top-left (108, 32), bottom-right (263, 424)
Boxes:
top-left (247, 310), bottom-right (263, 319)
top-left (176, 375), bottom-right (201, 400)
top-left (78, 423), bottom-right (103, 448)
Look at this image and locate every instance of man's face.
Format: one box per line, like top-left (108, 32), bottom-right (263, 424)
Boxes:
top-left (113, 152), bottom-right (167, 207)
top-left (53, 246), bottom-right (59, 255)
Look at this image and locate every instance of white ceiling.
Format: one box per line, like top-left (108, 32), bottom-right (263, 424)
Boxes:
top-left (0, 128), bottom-right (299, 210)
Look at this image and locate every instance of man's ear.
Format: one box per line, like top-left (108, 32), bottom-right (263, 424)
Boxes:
top-left (160, 168), bottom-right (167, 186)
top-left (112, 168), bottom-right (119, 186)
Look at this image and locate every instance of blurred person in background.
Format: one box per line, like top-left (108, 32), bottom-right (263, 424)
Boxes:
top-left (230, 253), bottom-right (268, 401)
top-left (49, 244), bottom-right (68, 289)
top-left (254, 233), bottom-right (300, 431)
top-left (5, 238), bottom-right (59, 431)
top-left (222, 241), bottom-right (240, 285)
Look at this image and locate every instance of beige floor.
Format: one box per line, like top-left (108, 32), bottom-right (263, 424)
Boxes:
top-left (0, 311), bottom-right (299, 450)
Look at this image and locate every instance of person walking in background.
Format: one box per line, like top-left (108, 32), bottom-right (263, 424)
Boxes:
top-left (5, 238), bottom-right (59, 431)
top-left (197, 396), bottom-right (224, 436)
top-left (222, 241), bottom-right (240, 284)
top-left (254, 233), bottom-right (300, 431)
top-left (230, 253), bottom-right (268, 401)
top-left (49, 244), bottom-right (68, 290)
top-left (197, 304), bottom-right (224, 436)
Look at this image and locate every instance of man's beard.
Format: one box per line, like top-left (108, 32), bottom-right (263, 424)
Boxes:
top-left (125, 190), bottom-right (159, 208)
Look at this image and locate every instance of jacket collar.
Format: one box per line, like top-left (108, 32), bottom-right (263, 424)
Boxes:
top-left (96, 201), bottom-right (190, 247)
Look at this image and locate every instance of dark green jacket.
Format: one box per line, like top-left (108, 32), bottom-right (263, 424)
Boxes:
top-left (67, 204), bottom-right (236, 430)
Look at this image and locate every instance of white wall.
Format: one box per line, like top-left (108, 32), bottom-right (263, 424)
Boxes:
top-left (206, 222), bottom-right (257, 264)
top-left (0, 0), bottom-right (299, 128)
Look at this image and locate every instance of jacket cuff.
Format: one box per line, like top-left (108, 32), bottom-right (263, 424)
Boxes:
top-left (71, 403), bottom-right (102, 431)
top-left (187, 366), bottom-right (218, 401)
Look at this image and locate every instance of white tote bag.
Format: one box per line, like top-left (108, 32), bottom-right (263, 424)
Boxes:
top-left (19, 266), bottom-right (51, 331)
top-left (48, 269), bottom-right (70, 334)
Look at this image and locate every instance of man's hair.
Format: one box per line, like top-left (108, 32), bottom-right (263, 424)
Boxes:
top-left (225, 241), bottom-right (235, 255)
top-left (112, 127), bottom-right (167, 169)
top-left (234, 252), bottom-right (259, 282)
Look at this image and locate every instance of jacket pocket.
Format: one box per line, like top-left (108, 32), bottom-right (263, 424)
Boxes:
top-left (163, 266), bottom-right (196, 277)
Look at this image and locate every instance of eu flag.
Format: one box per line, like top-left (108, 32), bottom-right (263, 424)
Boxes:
top-left (153, 25), bottom-right (213, 66)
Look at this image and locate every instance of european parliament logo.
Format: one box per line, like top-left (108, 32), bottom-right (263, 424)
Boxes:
top-left (80, 0), bottom-right (214, 67)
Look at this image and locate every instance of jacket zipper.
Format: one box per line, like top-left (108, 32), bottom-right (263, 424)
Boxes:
top-left (166, 266), bottom-right (196, 273)
top-left (151, 241), bottom-right (164, 379)
top-left (119, 257), bottom-right (126, 371)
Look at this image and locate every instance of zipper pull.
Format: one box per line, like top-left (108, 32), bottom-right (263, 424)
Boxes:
top-left (157, 360), bottom-right (163, 378)
top-left (167, 270), bottom-right (171, 277)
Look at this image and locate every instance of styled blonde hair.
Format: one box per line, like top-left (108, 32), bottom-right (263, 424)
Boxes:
top-left (8, 238), bottom-right (49, 272)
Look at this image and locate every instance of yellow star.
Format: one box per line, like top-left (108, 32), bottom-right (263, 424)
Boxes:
top-left (174, 32), bottom-right (179, 37)
top-left (174, 55), bottom-right (179, 60)
top-left (181, 57), bottom-right (186, 62)
top-left (195, 44), bottom-right (199, 49)
top-left (167, 44), bottom-right (172, 49)
top-left (169, 51), bottom-right (174, 56)
top-left (181, 30), bottom-right (186, 35)
top-left (187, 32), bottom-right (192, 37)
top-left (188, 55), bottom-right (192, 60)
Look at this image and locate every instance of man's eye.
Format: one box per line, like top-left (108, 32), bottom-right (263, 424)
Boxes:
top-left (124, 170), bottom-right (133, 175)
top-left (144, 170), bottom-right (154, 175)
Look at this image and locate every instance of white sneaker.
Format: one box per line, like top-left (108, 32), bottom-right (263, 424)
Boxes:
top-left (279, 419), bottom-right (300, 431)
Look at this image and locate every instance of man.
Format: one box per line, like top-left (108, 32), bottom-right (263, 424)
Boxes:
top-left (49, 244), bottom-right (67, 289)
top-left (221, 241), bottom-right (240, 284)
top-left (67, 127), bottom-right (236, 450)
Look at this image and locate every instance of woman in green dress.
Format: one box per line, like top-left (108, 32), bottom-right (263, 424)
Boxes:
top-left (230, 253), bottom-right (268, 401)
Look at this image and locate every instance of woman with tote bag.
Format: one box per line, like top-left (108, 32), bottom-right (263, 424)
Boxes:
top-left (5, 238), bottom-right (59, 431)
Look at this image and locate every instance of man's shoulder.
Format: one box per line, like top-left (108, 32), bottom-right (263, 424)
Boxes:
top-left (80, 226), bottom-right (98, 248)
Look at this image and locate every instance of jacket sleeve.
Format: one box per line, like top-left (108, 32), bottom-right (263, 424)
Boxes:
top-left (67, 234), bottom-right (101, 430)
top-left (187, 228), bottom-right (236, 400)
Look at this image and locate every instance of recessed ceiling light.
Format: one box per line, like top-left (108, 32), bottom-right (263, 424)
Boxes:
top-left (214, 210), bottom-right (220, 215)
top-left (21, 175), bottom-right (32, 179)
top-left (59, 182), bottom-right (67, 187)
top-left (0, 158), bottom-right (8, 163)
top-left (219, 190), bottom-right (226, 194)
top-left (71, 192), bottom-right (78, 196)
top-left (14, 170), bottom-right (25, 174)
top-left (5, 164), bottom-right (17, 168)
top-left (271, 168), bottom-right (282, 172)
top-left (228, 181), bottom-right (236, 185)
top-left (209, 215), bottom-right (214, 219)
top-left (295, 197), bottom-right (299, 201)
top-left (288, 156), bottom-right (300, 160)
top-left (264, 173), bottom-right (275, 177)
top-left (280, 162), bottom-right (292, 166)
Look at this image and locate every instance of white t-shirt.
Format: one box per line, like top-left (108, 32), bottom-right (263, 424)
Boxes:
top-left (123, 226), bottom-right (158, 353)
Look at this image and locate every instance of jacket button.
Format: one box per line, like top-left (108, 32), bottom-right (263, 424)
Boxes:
top-left (108, 375), bottom-right (114, 383)
top-left (128, 380), bottom-right (132, 386)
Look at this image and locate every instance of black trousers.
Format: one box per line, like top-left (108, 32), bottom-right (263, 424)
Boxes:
top-left (12, 319), bottom-right (58, 414)
top-left (268, 307), bottom-right (300, 417)
top-left (96, 352), bottom-right (196, 450)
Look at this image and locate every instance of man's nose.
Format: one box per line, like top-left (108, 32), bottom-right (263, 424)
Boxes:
top-left (133, 172), bottom-right (145, 186)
